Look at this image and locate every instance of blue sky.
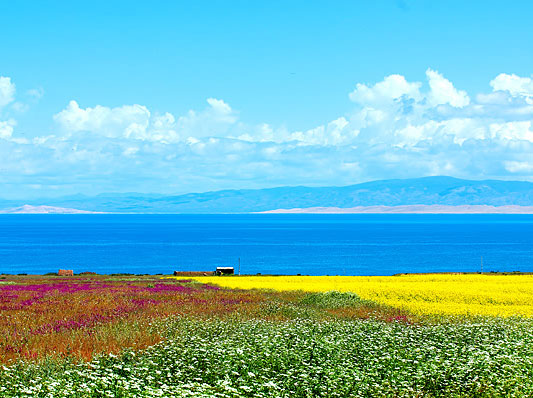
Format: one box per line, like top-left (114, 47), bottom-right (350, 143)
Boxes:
top-left (1, 1), bottom-right (533, 198)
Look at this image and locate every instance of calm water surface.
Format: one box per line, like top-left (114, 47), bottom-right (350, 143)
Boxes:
top-left (1, 214), bottom-right (533, 275)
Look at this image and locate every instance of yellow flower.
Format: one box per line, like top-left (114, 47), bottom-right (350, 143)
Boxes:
top-left (175, 274), bottom-right (533, 317)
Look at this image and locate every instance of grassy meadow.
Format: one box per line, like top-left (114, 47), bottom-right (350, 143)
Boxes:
top-left (1, 274), bottom-right (533, 397)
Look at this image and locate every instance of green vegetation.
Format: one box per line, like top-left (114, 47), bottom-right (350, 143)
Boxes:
top-left (2, 317), bottom-right (533, 397)
top-left (1, 278), bottom-right (533, 397)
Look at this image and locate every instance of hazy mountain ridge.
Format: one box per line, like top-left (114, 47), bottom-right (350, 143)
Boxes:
top-left (0, 205), bottom-right (102, 214)
top-left (2, 176), bottom-right (533, 213)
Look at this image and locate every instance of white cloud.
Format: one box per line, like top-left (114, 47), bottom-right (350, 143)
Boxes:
top-left (0, 77), bottom-right (16, 108)
top-left (286, 117), bottom-right (353, 146)
top-left (489, 121), bottom-right (533, 141)
top-left (152, 112), bottom-right (175, 129)
top-left (54, 100), bottom-right (152, 138)
top-left (27, 87), bottom-right (44, 100)
top-left (5, 69), bottom-right (533, 198)
top-left (426, 68), bottom-right (470, 108)
top-left (0, 119), bottom-right (15, 139)
top-left (54, 98), bottom-right (239, 143)
top-left (504, 161), bottom-right (533, 173)
top-left (490, 73), bottom-right (533, 103)
top-left (175, 98), bottom-right (238, 138)
top-left (123, 147), bottom-right (139, 157)
top-left (0, 76), bottom-right (18, 142)
top-left (349, 74), bottom-right (422, 106)
top-left (206, 98), bottom-right (235, 121)
top-left (11, 102), bottom-right (29, 113)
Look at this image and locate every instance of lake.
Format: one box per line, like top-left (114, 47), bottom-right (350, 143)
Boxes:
top-left (1, 214), bottom-right (533, 275)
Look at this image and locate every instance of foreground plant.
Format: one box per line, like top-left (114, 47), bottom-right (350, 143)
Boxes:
top-left (2, 276), bottom-right (533, 397)
top-left (0, 276), bottom-right (261, 362)
top-left (2, 317), bottom-right (533, 397)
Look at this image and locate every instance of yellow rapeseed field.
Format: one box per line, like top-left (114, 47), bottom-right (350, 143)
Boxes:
top-left (185, 274), bottom-right (533, 317)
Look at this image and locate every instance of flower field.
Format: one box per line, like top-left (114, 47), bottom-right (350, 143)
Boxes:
top-left (190, 274), bottom-right (533, 317)
top-left (1, 274), bottom-right (533, 397)
top-left (0, 275), bottom-right (263, 363)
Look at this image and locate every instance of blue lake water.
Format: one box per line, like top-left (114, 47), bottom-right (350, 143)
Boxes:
top-left (1, 214), bottom-right (533, 275)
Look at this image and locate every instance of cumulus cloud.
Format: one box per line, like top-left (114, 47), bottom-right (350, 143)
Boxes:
top-left (0, 119), bottom-right (15, 139)
top-left (54, 100), bottom-right (152, 138)
top-left (0, 77), bottom-right (18, 143)
top-left (53, 97), bottom-right (238, 143)
top-left (0, 77), bottom-right (16, 108)
top-left (3, 69), bottom-right (533, 197)
top-left (349, 74), bottom-right (422, 106)
top-left (426, 68), bottom-right (470, 108)
top-left (174, 98), bottom-right (238, 138)
top-left (490, 73), bottom-right (533, 103)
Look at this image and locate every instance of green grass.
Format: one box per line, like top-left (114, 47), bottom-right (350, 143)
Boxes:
top-left (300, 291), bottom-right (371, 308)
top-left (2, 317), bottom-right (533, 397)
top-left (1, 280), bottom-right (533, 397)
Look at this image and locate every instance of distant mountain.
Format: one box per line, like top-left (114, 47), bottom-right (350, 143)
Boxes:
top-left (0, 205), bottom-right (102, 214)
top-left (2, 176), bottom-right (533, 213)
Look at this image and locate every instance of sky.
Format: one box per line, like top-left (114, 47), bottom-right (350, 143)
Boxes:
top-left (1, 0), bottom-right (533, 198)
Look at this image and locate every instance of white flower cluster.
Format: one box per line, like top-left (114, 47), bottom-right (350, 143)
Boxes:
top-left (1, 317), bottom-right (533, 397)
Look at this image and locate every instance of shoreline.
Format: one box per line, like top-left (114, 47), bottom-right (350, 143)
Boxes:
top-left (4, 204), bottom-right (533, 215)
top-left (260, 205), bottom-right (533, 214)
top-left (3, 271), bottom-right (533, 277)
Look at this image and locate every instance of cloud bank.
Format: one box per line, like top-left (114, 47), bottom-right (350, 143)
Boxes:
top-left (1, 69), bottom-right (533, 197)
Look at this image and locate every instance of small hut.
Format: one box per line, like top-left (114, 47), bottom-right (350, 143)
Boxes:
top-left (215, 267), bottom-right (234, 276)
top-left (58, 269), bottom-right (73, 276)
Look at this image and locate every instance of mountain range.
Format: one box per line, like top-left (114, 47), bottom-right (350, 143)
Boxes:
top-left (2, 176), bottom-right (533, 213)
